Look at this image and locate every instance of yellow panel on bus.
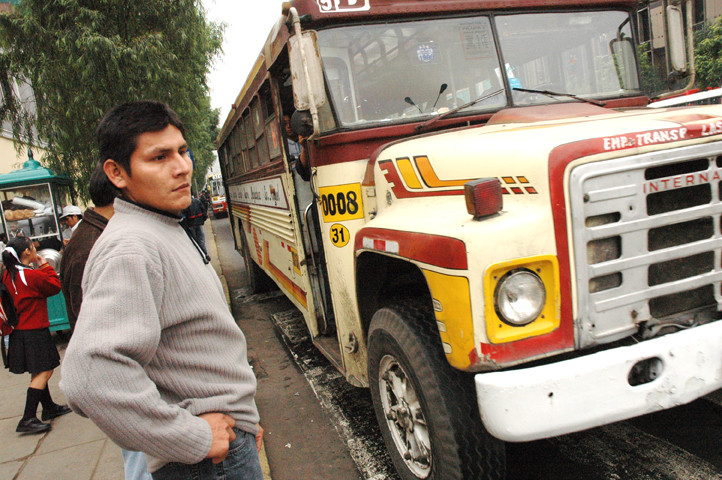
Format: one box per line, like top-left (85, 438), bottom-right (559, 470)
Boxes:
top-left (318, 183), bottom-right (364, 223)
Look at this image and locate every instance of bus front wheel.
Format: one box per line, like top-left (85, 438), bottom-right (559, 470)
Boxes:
top-left (367, 301), bottom-right (505, 480)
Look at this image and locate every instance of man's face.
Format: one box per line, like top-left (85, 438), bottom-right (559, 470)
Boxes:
top-left (283, 115), bottom-right (294, 137)
top-left (61, 215), bottom-right (80, 228)
top-left (109, 125), bottom-right (192, 215)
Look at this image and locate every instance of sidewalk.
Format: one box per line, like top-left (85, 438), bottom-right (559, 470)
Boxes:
top-left (0, 347), bottom-right (124, 480)
top-left (0, 220), bottom-right (271, 480)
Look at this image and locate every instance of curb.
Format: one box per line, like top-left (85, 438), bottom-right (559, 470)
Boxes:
top-left (204, 219), bottom-right (272, 480)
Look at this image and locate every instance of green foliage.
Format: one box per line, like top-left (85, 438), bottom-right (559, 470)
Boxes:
top-left (638, 45), bottom-right (667, 97)
top-left (0, 0), bottom-right (222, 201)
top-left (694, 17), bottom-right (722, 90)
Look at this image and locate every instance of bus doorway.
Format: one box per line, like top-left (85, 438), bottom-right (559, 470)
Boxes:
top-left (280, 97), bottom-right (337, 340)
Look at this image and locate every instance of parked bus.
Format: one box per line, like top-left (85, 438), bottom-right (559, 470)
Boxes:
top-left (217, 1), bottom-right (721, 478)
top-left (205, 173), bottom-right (227, 218)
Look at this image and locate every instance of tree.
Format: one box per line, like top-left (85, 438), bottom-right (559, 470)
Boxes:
top-left (638, 46), bottom-right (668, 98)
top-left (0, 0), bottom-right (222, 201)
top-left (694, 17), bottom-right (722, 90)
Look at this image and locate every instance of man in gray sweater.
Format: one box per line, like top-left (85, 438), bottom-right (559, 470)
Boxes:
top-left (60, 101), bottom-right (263, 479)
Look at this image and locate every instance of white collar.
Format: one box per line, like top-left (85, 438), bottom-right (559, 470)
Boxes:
top-left (10, 265), bottom-right (29, 292)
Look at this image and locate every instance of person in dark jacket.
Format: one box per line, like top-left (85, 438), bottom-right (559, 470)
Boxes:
top-left (181, 195), bottom-right (208, 255)
top-left (2, 236), bottom-right (71, 434)
top-left (59, 165), bottom-right (116, 330)
top-left (199, 189), bottom-right (211, 213)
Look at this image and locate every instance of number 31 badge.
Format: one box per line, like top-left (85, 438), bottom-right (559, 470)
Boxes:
top-left (329, 223), bottom-right (350, 248)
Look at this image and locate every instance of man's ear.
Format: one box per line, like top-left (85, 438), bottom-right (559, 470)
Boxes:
top-left (103, 159), bottom-right (128, 190)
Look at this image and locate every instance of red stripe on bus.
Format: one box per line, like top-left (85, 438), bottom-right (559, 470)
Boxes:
top-left (264, 241), bottom-right (308, 309)
top-left (355, 227), bottom-right (467, 270)
top-left (378, 160), bottom-right (463, 199)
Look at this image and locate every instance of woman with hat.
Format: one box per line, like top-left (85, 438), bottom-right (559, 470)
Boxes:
top-left (2, 236), bottom-right (71, 433)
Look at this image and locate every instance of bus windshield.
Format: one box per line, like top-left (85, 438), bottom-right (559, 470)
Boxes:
top-left (317, 10), bottom-right (640, 127)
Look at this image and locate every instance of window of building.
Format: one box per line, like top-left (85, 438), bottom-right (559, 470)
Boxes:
top-left (638, 8), bottom-right (651, 45)
top-left (694, 0), bottom-right (705, 26)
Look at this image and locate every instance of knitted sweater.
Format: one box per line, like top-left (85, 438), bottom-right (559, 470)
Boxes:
top-left (60, 198), bottom-right (259, 473)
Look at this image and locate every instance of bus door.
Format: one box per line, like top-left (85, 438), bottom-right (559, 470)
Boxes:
top-left (293, 156), bottom-right (336, 337)
top-left (280, 96), bottom-right (336, 337)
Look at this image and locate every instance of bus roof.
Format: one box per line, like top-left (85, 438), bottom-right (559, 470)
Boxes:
top-left (217, 0), bottom-right (639, 145)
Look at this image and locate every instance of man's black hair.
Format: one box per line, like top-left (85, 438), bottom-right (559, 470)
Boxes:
top-left (96, 100), bottom-right (186, 175)
top-left (88, 162), bottom-right (118, 207)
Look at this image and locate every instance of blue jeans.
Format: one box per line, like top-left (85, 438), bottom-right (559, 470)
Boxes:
top-left (151, 429), bottom-right (262, 480)
top-left (122, 449), bottom-right (152, 480)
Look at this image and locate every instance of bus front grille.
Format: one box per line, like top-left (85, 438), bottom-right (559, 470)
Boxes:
top-left (568, 143), bottom-right (722, 348)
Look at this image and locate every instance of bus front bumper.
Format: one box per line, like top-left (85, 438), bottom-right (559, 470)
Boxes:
top-left (474, 320), bottom-right (722, 442)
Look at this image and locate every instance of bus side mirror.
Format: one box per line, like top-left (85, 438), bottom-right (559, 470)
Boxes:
top-left (289, 30), bottom-right (328, 113)
top-left (610, 38), bottom-right (638, 89)
top-left (666, 4), bottom-right (688, 75)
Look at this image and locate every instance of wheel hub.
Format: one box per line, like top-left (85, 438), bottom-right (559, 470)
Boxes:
top-left (378, 355), bottom-right (432, 478)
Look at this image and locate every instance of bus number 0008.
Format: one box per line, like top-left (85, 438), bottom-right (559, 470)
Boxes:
top-left (321, 191), bottom-right (359, 217)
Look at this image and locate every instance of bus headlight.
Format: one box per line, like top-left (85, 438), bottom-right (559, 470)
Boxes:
top-left (494, 269), bottom-right (546, 326)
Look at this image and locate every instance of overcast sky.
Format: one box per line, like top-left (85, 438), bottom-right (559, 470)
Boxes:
top-left (202, 0), bottom-right (282, 125)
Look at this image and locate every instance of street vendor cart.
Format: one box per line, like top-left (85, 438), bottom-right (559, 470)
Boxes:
top-left (0, 150), bottom-right (72, 333)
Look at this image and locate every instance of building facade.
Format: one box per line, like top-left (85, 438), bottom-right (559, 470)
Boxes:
top-left (1, 0), bottom-right (47, 174)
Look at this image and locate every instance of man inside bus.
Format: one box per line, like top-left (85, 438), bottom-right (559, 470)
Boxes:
top-left (283, 112), bottom-right (310, 181)
top-left (60, 100), bottom-right (264, 480)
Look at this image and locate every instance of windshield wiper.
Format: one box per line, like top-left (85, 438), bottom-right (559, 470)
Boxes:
top-left (513, 87), bottom-right (605, 107)
top-left (405, 83), bottom-right (449, 116)
top-left (416, 88), bottom-right (505, 132)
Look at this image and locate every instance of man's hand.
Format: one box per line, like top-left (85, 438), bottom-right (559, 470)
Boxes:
top-left (255, 423), bottom-right (264, 452)
top-left (200, 413), bottom-right (236, 464)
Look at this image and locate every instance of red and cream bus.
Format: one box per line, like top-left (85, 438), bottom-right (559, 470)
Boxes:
top-left (216, 1), bottom-right (722, 478)
top-left (206, 172), bottom-right (227, 218)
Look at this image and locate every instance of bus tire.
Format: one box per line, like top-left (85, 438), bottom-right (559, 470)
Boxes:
top-left (241, 236), bottom-right (276, 294)
top-left (368, 301), bottom-right (505, 480)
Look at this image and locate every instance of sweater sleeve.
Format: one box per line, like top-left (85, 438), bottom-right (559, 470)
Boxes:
top-left (29, 264), bottom-right (61, 297)
top-left (59, 248), bottom-right (213, 465)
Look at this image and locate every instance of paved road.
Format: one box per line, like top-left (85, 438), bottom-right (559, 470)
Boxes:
top-left (210, 215), bottom-right (722, 480)
top-left (273, 303), bottom-right (722, 480)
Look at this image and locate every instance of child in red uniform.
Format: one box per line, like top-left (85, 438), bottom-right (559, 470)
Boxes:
top-left (2, 236), bottom-right (71, 433)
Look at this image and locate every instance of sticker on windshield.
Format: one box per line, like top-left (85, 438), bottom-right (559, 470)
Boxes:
top-left (460, 23), bottom-right (493, 59)
top-left (416, 43), bottom-right (437, 64)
